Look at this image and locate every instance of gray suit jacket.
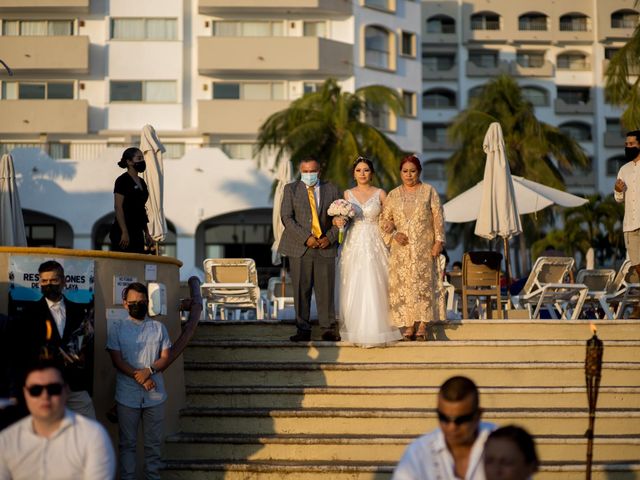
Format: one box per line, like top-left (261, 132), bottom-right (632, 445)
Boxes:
top-left (278, 180), bottom-right (341, 258)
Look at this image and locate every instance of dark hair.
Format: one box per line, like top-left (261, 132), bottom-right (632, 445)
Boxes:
top-left (300, 155), bottom-right (319, 165)
top-left (122, 282), bottom-right (148, 301)
top-left (439, 376), bottom-right (479, 409)
top-left (352, 156), bottom-right (375, 175)
top-left (452, 261), bottom-right (462, 269)
top-left (400, 154), bottom-right (422, 173)
top-left (38, 260), bottom-right (64, 279)
top-left (118, 147), bottom-right (142, 169)
top-left (24, 358), bottom-right (67, 386)
top-left (487, 425), bottom-right (539, 470)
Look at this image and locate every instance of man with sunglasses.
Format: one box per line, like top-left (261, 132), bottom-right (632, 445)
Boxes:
top-left (0, 360), bottom-right (115, 479)
top-left (393, 376), bottom-right (495, 480)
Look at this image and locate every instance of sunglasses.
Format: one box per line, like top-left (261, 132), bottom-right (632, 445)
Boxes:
top-left (25, 383), bottom-right (64, 397)
top-left (437, 410), bottom-right (477, 425)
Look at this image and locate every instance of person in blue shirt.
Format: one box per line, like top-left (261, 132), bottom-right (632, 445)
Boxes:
top-left (107, 282), bottom-right (171, 480)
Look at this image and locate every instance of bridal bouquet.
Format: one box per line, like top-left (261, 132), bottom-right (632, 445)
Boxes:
top-left (328, 199), bottom-right (355, 243)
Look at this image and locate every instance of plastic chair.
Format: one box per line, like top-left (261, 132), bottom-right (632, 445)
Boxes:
top-left (266, 276), bottom-right (294, 319)
top-left (576, 268), bottom-right (615, 318)
top-left (461, 251), bottom-right (503, 319)
top-left (201, 258), bottom-right (264, 321)
top-left (601, 260), bottom-right (640, 319)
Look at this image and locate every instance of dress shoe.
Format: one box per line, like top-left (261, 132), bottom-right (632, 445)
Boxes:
top-left (290, 331), bottom-right (311, 342)
top-left (321, 330), bottom-right (341, 341)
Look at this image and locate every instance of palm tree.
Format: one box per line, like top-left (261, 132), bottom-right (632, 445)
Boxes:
top-left (256, 78), bottom-right (407, 191)
top-left (447, 74), bottom-right (589, 199)
top-left (445, 74), bottom-right (590, 273)
top-left (604, 4), bottom-right (640, 130)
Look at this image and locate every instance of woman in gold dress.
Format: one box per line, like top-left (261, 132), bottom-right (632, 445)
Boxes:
top-left (380, 155), bottom-right (445, 340)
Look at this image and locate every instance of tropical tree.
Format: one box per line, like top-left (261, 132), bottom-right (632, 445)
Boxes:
top-left (446, 74), bottom-right (590, 199)
top-left (444, 74), bottom-right (590, 272)
top-left (256, 78), bottom-right (407, 191)
top-left (604, 5), bottom-right (640, 130)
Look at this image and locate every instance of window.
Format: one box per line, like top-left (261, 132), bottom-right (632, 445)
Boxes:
top-left (516, 51), bottom-right (545, 68)
top-left (2, 19), bottom-right (74, 36)
top-left (111, 18), bottom-right (177, 40)
top-left (605, 48), bottom-right (620, 60)
top-left (161, 143), bottom-right (185, 159)
top-left (366, 104), bottom-right (391, 131)
top-left (426, 15), bottom-right (455, 34)
top-left (557, 87), bottom-right (590, 105)
top-left (400, 31), bottom-right (416, 57)
top-left (423, 124), bottom-right (449, 144)
top-left (212, 21), bottom-right (283, 37)
top-left (303, 82), bottom-right (323, 94)
top-left (423, 89), bottom-right (456, 108)
top-left (606, 118), bottom-right (622, 135)
top-left (49, 142), bottom-right (70, 159)
top-left (2, 81), bottom-right (74, 99)
top-left (518, 13), bottom-right (548, 31)
top-left (364, 0), bottom-right (393, 12)
top-left (559, 122), bottom-right (592, 141)
top-left (212, 82), bottom-right (285, 100)
top-left (365, 26), bottom-right (391, 69)
top-left (611, 9), bottom-right (639, 29)
top-left (557, 51), bottom-right (589, 70)
top-left (422, 160), bottom-right (446, 181)
top-left (468, 86), bottom-right (485, 103)
top-left (607, 156), bottom-right (626, 175)
top-left (422, 52), bottom-right (455, 71)
top-left (222, 143), bottom-right (254, 159)
top-left (470, 12), bottom-right (500, 31)
top-left (469, 50), bottom-right (498, 68)
top-left (559, 13), bottom-right (590, 32)
top-left (521, 86), bottom-right (549, 106)
top-left (25, 225), bottom-right (55, 248)
top-left (110, 80), bottom-right (177, 102)
top-left (303, 21), bottom-right (326, 37)
top-left (401, 91), bottom-right (416, 117)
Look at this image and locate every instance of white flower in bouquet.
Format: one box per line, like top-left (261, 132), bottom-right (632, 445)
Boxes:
top-left (328, 199), bottom-right (355, 243)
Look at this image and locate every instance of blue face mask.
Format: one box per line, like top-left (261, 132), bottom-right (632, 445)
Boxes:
top-left (301, 172), bottom-right (319, 187)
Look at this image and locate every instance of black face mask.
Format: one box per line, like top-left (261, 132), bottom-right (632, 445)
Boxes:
top-left (41, 284), bottom-right (63, 302)
top-left (625, 147), bottom-right (640, 162)
top-left (133, 161), bottom-right (146, 173)
top-left (128, 302), bottom-right (148, 320)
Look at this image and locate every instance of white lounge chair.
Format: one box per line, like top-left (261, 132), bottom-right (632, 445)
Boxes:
top-left (601, 260), bottom-right (640, 319)
top-left (512, 256), bottom-right (588, 320)
top-left (266, 275), bottom-right (294, 319)
top-left (576, 268), bottom-right (616, 319)
top-left (201, 258), bottom-right (264, 321)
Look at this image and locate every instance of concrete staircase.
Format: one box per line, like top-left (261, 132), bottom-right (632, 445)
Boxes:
top-left (161, 320), bottom-right (640, 480)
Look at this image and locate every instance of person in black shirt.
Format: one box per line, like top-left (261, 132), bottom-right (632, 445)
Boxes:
top-left (110, 147), bottom-right (151, 254)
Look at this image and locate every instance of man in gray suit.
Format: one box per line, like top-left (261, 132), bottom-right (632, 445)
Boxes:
top-left (279, 156), bottom-right (341, 341)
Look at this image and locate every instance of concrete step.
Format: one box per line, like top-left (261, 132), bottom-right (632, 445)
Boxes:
top-left (184, 361), bottom-right (640, 387)
top-left (191, 319), bottom-right (640, 341)
top-left (161, 460), bottom-right (640, 480)
top-left (177, 407), bottom-right (640, 436)
top-left (164, 433), bottom-right (640, 463)
top-left (183, 339), bottom-right (640, 363)
top-left (185, 385), bottom-right (640, 409)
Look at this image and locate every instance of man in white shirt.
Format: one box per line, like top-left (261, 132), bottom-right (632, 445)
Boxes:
top-left (615, 131), bottom-right (640, 294)
top-left (393, 376), bottom-right (495, 480)
top-left (0, 360), bottom-right (115, 480)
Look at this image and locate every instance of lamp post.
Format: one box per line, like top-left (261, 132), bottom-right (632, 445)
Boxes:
top-left (585, 324), bottom-right (603, 480)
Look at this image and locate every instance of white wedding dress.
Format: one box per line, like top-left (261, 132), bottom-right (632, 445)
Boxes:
top-left (339, 189), bottom-right (402, 346)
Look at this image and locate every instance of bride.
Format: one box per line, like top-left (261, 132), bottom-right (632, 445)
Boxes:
top-left (336, 157), bottom-right (402, 346)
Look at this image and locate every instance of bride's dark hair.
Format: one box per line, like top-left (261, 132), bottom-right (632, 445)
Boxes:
top-left (351, 156), bottom-right (375, 175)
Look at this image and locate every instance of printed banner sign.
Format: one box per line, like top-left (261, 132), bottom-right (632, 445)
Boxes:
top-left (9, 255), bottom-right (95, 304)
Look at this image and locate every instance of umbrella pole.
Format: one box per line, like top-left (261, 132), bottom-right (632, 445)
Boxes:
top-left (503, 236), bottom-right (512, 310)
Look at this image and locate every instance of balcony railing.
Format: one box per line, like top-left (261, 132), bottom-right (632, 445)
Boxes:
top-left (518, 21), bottom-right (548, 31)
top-left (470, 20), bottom-right (500, 31)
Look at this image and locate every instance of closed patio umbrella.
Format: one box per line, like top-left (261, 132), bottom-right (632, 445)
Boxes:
top-left (0, 153), bottom-right (27, 246)
top-left (140, 124), bottom-right (167, 253)
top-left (271, 160), bottom-right (292, 266)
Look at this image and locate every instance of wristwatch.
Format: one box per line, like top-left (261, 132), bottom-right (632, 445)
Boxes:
top-left (148, 365), bottom-right (156, 375)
